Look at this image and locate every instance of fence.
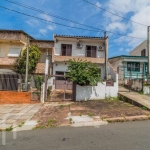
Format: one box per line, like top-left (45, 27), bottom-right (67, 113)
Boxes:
top-left (0, 73), bottom-right (44, 101)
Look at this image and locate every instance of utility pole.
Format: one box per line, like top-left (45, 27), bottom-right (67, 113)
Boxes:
top-left (104, 31), bottom-right (108, 80)
top-left (44, 50), bottom-right (49, 101)
top-left (147, 26), bottom-right (150, 83)
top-left (25, 36), bottom-right (29, 91)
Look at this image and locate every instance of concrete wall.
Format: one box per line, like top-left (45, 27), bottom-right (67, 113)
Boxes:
top-left (76, 75), bottom-right (118, 101)
top-left (76, 72), bottom-right (118, 101)
top-left (130, 40), bottom-right (147, 56)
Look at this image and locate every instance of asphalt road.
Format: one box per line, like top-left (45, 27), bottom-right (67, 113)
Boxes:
top-left (1, 120), bottom-right (150, 150)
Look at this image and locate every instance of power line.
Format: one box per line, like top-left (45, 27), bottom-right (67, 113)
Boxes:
top-left (82, 0), bottom-right (148, 27)
top-left (0, 5), bottom-right (146, 40)
top-left (5, 0), bottom-right (105, 32)
top-left (3, 1), bottom-right (147, 40)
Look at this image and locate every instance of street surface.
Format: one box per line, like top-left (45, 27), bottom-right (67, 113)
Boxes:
top-left (1, 120), bottom-right (150, 150)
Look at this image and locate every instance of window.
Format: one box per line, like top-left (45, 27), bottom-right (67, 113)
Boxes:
top-left (56, 71), bottom-right (65, 80)
top-left (127, 62), bottom-right (140, 72)
top-left (141, 49), bottom-right (146, 56)
top-left (86, 46), bottom-right (96, 58)
top-left (61, 44), bottom-right (72, 56)
top-left (39, 50), bottom-right (47, 63)
top-left (0, 47), bottom-right (6, 57)
top-left (7, 47), bottom-right (21, 57)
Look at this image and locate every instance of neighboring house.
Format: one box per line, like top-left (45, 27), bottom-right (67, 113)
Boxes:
top-left (0, 30), bottom-right (32, 72)
top-left (0, 29), bottom-right (54, 91)
top-left (0, 30), bottom-right (54, 74)
top-left (30, 39), bottom-right (54, 74)
top-left (130, 40), bottom-right (147, 56)
top-left (109, 55), bottom-right (148, 90)
top-left (50, 34), bottom-right (108, 91)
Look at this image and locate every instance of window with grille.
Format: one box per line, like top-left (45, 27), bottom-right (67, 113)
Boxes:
top-left (127, 62), bottom-right (140, 72)
top-left (61, 44), bottom-right (72, 56)
top-left (86, 46), bottom-right (96, 58)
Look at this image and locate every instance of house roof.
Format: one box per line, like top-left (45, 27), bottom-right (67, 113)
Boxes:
top-left (54, 34), bottom-right (104, 39)
top-left (0, 29), bottom-right (34, 39)
top-left (30, 39), bottom-right (54, 42)
top-left (109, 55), bottom-right (148, 60)
top-left (53, 55), bottom-right (105, 64)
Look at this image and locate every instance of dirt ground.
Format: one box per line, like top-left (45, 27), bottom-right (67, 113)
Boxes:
top-left (32, 100), bottom-right (150, 128)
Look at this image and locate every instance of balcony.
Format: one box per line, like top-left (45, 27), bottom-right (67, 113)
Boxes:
top-left (52, 55), bottom-right (105, 64)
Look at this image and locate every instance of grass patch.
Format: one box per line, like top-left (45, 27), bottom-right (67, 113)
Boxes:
top-left (47, 119), bottom-right (57, 127)
top-left (69, 118), bottom-right (72, 124)
top-left (18, 122), bottom-right (25, 128)
top-left (5, 126), bottom-right (13, 131)
top-left (142, 106), bottom-right (148, 110)
top-left (87, 112), bottom-right (94, 117)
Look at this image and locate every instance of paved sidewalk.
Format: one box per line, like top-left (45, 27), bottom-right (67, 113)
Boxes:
top-left (119, 86), bottom-right (150, 109)
top-left (0, 104), bottom-right (42, 130)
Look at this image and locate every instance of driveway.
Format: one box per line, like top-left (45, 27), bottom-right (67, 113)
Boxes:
top-left (0, 104), bottom-right (42, 130)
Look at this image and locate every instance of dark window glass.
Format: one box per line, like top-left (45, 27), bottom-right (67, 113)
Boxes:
top-left (127, 62), bottom-right (140, 72)
top-left (141, 49), bottom-right (146, 56)
top-left (56, 71), bottom-right (64, 80)
top-left (86, 46), bottom-right (96, 58)
top-left (61, 44), bottom-right (72, 56)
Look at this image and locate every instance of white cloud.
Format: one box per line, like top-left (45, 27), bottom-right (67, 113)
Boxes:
top-left (39, 29), bottom-right (47, 35)
top-left (26, 19), bottom-right (39, 27)
top-left (39, 14), bottom-right (53, 21)
top-left (47, 25), bottom-right (56, 30)
top-left (96, 1), bottom-right (101, 7)
top-left (125, 48), bottom-right (130, 53)
top-left (105, 0), bottom-right (150, 48)
top-left (106, 22), bottom-right (127, 33)
top-left (119, 48), bottom-right (123, 51)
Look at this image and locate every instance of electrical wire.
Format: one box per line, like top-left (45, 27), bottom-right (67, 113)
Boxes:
top-left (0, 5), bottom-right (146, 40)
top-left (82, 0), bottom-right (148, 27)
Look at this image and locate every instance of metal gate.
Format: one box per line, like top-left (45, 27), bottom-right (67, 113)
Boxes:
top-left (55, 80), bottom-right (73, 90)
top-left (0, 74), bottom-right (19, 91)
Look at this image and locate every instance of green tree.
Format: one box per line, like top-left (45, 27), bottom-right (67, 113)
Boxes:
top-left (13, 45), bottom-right (41, 74)
top-left (66, 59), bottom-right (102, 86)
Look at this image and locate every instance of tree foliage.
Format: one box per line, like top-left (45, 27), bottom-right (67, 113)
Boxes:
top-left (13, 45), bottom-right (41, 74)
top-left (66, 59), bottom-right (102, 86)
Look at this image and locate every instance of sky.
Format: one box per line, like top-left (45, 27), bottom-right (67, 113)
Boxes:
top-left (0, 0), bottom-right (150, 57)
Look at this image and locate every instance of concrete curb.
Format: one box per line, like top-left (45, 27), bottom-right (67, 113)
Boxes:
top-left (104, 115), bottom-right (150, 123)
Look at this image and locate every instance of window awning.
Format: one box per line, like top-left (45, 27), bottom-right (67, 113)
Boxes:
top-left (7, 48), bottom-right (22, 57)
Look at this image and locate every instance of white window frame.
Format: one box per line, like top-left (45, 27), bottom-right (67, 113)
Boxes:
top-left (7, 47), bottom-right (22, 57)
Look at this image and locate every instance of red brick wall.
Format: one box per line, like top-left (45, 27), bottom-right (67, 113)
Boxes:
top-left (0, 91), bottom-right (31, 104)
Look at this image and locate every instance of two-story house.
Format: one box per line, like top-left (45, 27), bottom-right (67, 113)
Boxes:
top-left (0, 29), bottom-right (54, 91)
top-left (50, 34), bottom-right (108, 91)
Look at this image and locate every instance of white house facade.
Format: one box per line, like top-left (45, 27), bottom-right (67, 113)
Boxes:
top-left (50, 35), bottom-right (108, 91)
